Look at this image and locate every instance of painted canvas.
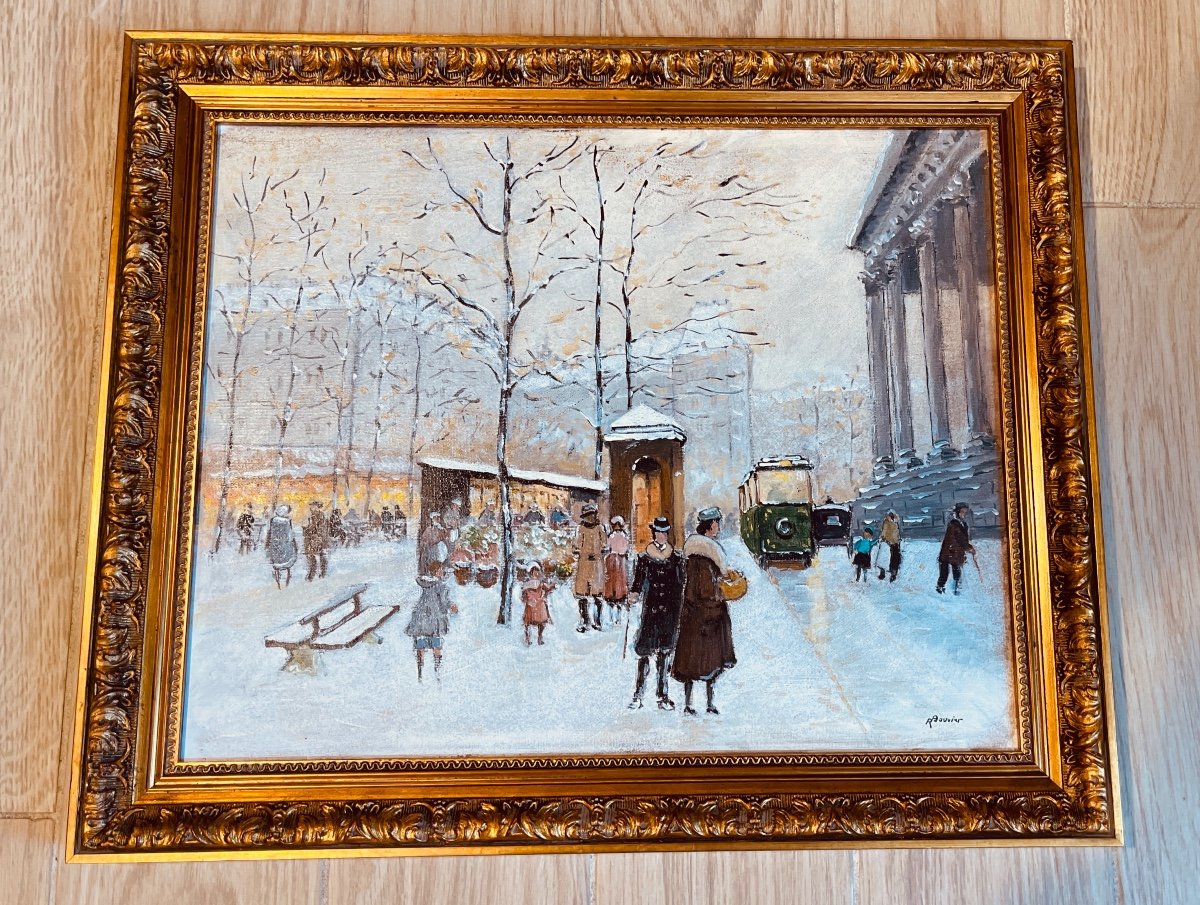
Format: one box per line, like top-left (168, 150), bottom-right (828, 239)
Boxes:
top-left (182, 123), bottom-right (1014, 762)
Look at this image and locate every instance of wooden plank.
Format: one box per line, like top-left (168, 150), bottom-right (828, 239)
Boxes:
top-left (365, 0), bottom-right (601, 35)
top-left (594, 851), bottom-right (853, 905)
top-left (602, 0), bottom-right (1064, 41)
top-left (327, 853), bottom-right (590, 905)
top-left (852, 0), bottom-right (1065, 40)
top-left (55, 857), bottom-right (323, 905)
top-left (858, 848), bottom-right (1117, 905)
top-left (121, 0), bottom-right (364, 31)
top-left (1071, 0), bottom-right (1200, 204)
top-left (0, 0), bottom-right (123, 815)
top-left (0, 819), bottom-right (55, 905)
top-left (603, 0), bottom-right (846, 38)
top-left (1088, 208), bottom-right (1200, 905)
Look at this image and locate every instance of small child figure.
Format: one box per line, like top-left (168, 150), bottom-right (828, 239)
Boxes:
top-left (404, 562), bottom-right (456, 682)
top-left (522, 563), bottom-right (555, 646)
top-left (851, 528), bottom-right (877, 582)
top-left (604, 516), bottom-right (631, 624)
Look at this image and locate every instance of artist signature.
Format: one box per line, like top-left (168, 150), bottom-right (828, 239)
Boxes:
top-left (925, 714), bottom-right (964, 728)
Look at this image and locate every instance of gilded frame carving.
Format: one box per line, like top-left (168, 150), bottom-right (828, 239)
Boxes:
top-left (68, 32), bottom-right (1119, 859)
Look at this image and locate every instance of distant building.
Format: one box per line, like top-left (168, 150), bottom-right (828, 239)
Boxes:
top-left (848, 129), bottom-right (1000, 535)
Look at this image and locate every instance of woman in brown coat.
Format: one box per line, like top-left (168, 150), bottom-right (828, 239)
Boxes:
top-left (573, 504), bottom-right (606, 631)
top-left (672, 508), bottom-right (737, 716)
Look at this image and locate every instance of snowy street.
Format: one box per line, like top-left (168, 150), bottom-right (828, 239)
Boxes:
top-left (181, 536), bottom-right (1016, 761)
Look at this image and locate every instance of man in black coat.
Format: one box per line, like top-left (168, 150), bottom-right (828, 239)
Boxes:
top-left (628, 517), bottom-right (685, 711)
top-left (936, 502), bottom-right (976, 595)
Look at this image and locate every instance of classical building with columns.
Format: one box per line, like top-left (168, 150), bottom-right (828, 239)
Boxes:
top-left (848, 129), bottom-right (1001, 537)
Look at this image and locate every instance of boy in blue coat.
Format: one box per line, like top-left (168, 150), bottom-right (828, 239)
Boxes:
top-left (851, 527), bottom-right (876, 582)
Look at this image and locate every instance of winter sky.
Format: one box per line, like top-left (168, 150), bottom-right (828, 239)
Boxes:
top-left (209, 123), bottom-right (905, 391)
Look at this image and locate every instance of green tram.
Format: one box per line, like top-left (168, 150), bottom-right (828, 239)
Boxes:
top-left (738, 455), bottom-right (817, 569)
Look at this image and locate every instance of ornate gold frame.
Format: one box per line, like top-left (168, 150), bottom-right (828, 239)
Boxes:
top-left (68, 32), bottom-right (1119, 859)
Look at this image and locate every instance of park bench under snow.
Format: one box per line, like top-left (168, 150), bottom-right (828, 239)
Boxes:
top-left (264, 583), bottom-right (398, 674)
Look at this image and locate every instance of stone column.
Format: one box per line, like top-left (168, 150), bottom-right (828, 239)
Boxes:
top-left (884, 258), bottom-right (921, 467)
top-left (864, 281), bottom-right (894, 472)
top-left (951, 194), bottom-right (994, 444)
top-left (917, 233), bottom-right (955, 456)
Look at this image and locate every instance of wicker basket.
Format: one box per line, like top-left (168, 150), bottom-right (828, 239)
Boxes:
top-left (719, 569), bottom-right (749, 601)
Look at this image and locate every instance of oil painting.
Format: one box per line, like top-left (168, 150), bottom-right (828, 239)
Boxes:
top-left (182, 122), bottom-right (1015, 762)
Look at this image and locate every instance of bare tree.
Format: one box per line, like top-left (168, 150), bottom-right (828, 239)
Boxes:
top-left (396, 135), bottom-right (587, 624)
top-left (206, 161), bottom-right (296, 553)
top-left (602, 148), bottom-right (796, 412)
top-left (312, 225), bottom-right (396, 509)
top-left (263, 181), bottom-right (331, 511)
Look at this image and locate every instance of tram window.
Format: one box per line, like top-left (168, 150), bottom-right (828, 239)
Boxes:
top-left (826, 515), bottom-right (842, 526)
top-left (756, 470), bottom-right (811, 504)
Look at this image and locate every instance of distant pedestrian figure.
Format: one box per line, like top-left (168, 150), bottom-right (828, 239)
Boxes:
top-left (329, 507), bottom-right (346, 547)
top-left (574, 503), bottom-right (606, 632)
top-left (343, 509), bottom-right (363, 546)
top-left (604, 516), bottom-right (631, 624)
top-left (236, 504), bottom-right (256, 555)
top-left (550, 504), bottom-right (570, 530)
top-left (419, 513), bottom-right (448, 573)
top-left (629, 517), bottom-right (684, 711)
top-left (672, 507), bottom-right (737, 716)
top-left (878, 511), bottom-right (902, 582)
top-left (443, 497), bottom-right (464, 542)
top-left (521, 563), bottom-right (555, 646)
top-left (264, 504), bottom-right (298, 589)
top-left (380, 505), bottom-right (396, 538)
top-left (302, 501), bottom-right (331, 581)
top-left (852, 527), bottom-right (876, 581)
top-left (937, 503), bottom-right (976, 595)
top-left (404, 563), bottom-right (455, 682)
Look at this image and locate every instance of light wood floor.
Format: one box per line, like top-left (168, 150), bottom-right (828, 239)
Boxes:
top-left (2, 0), bottom-right (1196, 901)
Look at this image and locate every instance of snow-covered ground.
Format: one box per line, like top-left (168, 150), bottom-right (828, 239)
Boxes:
top-left (181, 535), bottom-right (1016, 760)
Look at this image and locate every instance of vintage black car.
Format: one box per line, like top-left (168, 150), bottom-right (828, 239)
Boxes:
top-left (811, 500), bottom-right (853, 547)
top-left (738, 455), bottom-right (817, 569)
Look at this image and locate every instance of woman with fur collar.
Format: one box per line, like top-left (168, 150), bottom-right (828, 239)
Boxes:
top-left (671, 507), bottom-right (737, 716)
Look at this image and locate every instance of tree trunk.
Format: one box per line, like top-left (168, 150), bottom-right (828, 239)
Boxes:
top-left (405, 307), bottom-right (424, 524)
top-left (212, 330), bottom-right (246, 555)
top-left (591, 148), bottom-right (606, 481)
top-left (342, 327), bottom-right (363, 510)
top-left (496, 146), bottom-right (517, 625)
top-left (362, 330), bottom-right (387, 515)
top-left (269, 293), bottom-right (306, 512)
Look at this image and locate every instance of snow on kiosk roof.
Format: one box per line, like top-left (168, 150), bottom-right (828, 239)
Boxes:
top-left (417, 456), bottom-right (607, 493)
top-left (603, 404), bottom-right (687, 444)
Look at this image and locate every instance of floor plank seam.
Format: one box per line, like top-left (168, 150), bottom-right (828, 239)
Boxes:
top-left (1085, 201), bottom-right (1200, 209)
top-left (850, 851), bottom-right (859, 905)
top-left (46, 827), bottom-right (60, 905)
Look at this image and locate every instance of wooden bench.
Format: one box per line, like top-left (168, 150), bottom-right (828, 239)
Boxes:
top-left (264, 583), bottom-right (399, 674)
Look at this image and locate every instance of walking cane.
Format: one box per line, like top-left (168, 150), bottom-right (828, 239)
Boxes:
top-left (970, 550), bottom-right (983, 580)
top-left (622, 597), bottom-right (632, 660)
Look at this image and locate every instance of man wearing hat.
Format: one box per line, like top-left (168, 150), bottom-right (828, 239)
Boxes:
top-left (672, 507), bottom-right (738, 715)
top-left (936, 502), bottom-right (976, 595)
top-left (302, 500), bottom-right (331, 581)
top-left (628, 516), bottom-right (685, 710)
top-left (573, 503), bottom-right (606, 631)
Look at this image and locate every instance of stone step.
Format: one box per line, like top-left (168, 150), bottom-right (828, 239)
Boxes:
top-left (853, 449), bottom-right (1002, 538)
